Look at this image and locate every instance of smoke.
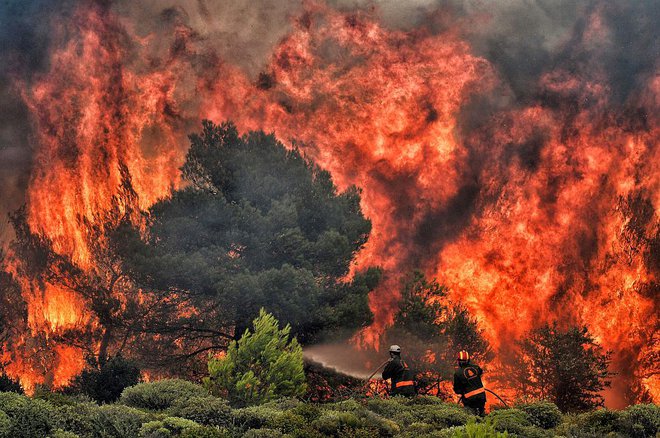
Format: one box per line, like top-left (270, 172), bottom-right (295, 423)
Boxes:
top-left (112, 0), bottom-right (306, 77)
top-left (304, 343), bottom-right (385, 379)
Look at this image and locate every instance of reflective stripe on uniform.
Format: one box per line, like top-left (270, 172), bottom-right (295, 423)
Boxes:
top-left (395, 380), bottom-right (414, 388)
top-left (464, 387), bottom-right (485, 398)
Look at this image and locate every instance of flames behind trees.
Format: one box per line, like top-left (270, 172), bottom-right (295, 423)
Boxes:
top-left (0, 0), bottom-right (657, 405)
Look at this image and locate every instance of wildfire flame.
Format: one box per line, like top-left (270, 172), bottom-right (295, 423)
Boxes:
top-left (1, 1), bottom-right (657, 404)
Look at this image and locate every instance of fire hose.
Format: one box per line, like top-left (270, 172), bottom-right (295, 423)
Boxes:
top-left (365, 359), bottom-right (391, 382)
top-left (484, 388), bottom-right (509, 407)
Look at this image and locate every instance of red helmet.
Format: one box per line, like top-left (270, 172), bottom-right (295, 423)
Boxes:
top-left (458, 350), bottom-right (470, 361)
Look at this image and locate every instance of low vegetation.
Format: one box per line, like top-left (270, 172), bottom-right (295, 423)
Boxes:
top-left (0, 386), bottom-right (658, 438)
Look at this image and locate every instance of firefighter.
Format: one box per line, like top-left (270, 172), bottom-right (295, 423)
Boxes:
top-left (453, 350), bottom-right (486, 415)
top-left (382, 345), bottom-right (416, 397)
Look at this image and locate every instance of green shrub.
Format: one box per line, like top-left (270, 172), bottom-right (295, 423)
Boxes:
top-left (0, 392), bottom-right (26, 415)
top-left (96, 404), bottom-right (152, 437)
top-left (168, 396), bottom-right (231, 427)
top-left (329, 399), bottom-right (363, 412)
top-left (358, 410), bottom-right (400, 436)
top-left (0, 393), bottom-right (55, 438)
top-left (269, 411), bottom-right (306, 434)
top-left (366, 398), bottom-right (407, 418)
top-left (121, 380), bottom-right (208, 411)
top-left (260, 397), bottom-right (302, 410)
top-left (554, 410), bottom-right (625, 438)
top-left (404, 422), bottom-right (434, 435)
top-left (409, 395), bottom-right (445, 406)
top-left (139, 421), bottom-right (172, 438)
top-left (52, 402), bottom-right (101, 437)
top-left (366, 398), bottom-right (416, 426)
top-left (139, 417), bottom-right (207, 438)
top-left (616, 404), bottom-right (659, 438)
top-left (179, 427), bottom-right (229, 438)
top-left (577, 409), bottom-right (619, 435)
top-left (290, 427), bottom-right (325, 438)
top-left (50, 430), bottom-right (81, 438)
top-left (291, 403), bottom-right (321, 421)
top-left (517, 401), bottom-right (562, 429)
top-left (233, 406), bottom-right (285, 430)
top-left (242, 429), bottom-right (283, 438)
top-left (312, 410), bottom-right (361, 435)
top-left (343, 426), bottom-right (380, 438)
top-left (412, 403), bottom-right (473, 428)
top-left (487, 408), bottom-right (532, 435)
top-left (0, 410), bottom-right (10, 438)
top-left (452, 418), bottom-right (509, 437)
top-left (206, 310), bottom-right (306, 407)
top-left (33, 387), bottom-right (80, 407)
top-left (68, 356), bottom-right (141, 404)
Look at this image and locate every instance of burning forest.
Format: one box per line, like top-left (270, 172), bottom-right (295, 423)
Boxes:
top-left (0, 0), bottom-right (658, 415)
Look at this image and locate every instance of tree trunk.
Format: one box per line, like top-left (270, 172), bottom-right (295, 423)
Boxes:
top-left (98, 326), bottom-right (113, 366)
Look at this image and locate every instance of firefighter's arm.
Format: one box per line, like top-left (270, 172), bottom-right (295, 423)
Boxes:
top-left (452, 372), bottom-right (461, 394)
top-left (381, 361), bottom-right (394, 380)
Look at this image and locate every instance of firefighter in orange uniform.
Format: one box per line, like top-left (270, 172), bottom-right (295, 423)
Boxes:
top-left (453, 350), bottom-right (486, 415)
top-left (382, 345), bottom-right (417, 397)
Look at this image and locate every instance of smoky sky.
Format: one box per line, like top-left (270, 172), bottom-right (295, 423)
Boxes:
top-left (0, 0), bottom-right (657, 242)
top-left (0, 0), bottom-right (76, 241)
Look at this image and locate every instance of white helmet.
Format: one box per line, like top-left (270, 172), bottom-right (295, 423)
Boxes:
top-left (389, 345), bottom-right (401, 354)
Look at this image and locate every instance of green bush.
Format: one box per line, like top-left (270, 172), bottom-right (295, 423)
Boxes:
top-left (291, 403), bottom-right (322, 421)
top-left (0, 393), bottom-right (55, 438)
top-left (312, 410), bottom-right (361, 435)
top-left (366, 397), bottom-right (405, 418)
top-left (359, 410), bottom-right (400, 436)
top-left (0, 392), bottom-right (26, 414)
top-left (242, 429), bottom-right (283, 438)
top-left (52, 402), bottom-right (101, 437)
top-left (121, 380), bottom-right (208, 411)
top-left (329, 399), bottom-right (363, 412)
top-left (452, 418), bottom-right (509, 437)
top-left (578, 409), bottom-right (620, 435)
top-left (168, 396), bottom-right (231, 427)
top-left (412, 403), bottom-right (473, 428)
top-left (0, 410), bottom-right (10, 438)
top-left (517, 401), bottom-right (562, 429)
top-left (33, 387), bottom-right (81, 407)
top-left (179, 427), bottom-right (229, 438)
top-left (409, 395), bottom-right (446, 406)
top-left (290, 427), bottom-right (325, 438)
top-left (139, 421), bottom-right (172, 438)
top-left (50, 430), bottom-right (81, 438)
top-left (616, 404), bottom-right (660, 438)
top-left (96, 404), bottom-right (152, 437)
top-left (487, 408), bottom-right (532, 435)
top-left (260, 397), bottom-right (303, 411)
top-left (554, 410), bottom-right (625, 437)
top-left (206, 310), bottom-right (306, 407)
top-left (403, 422), bottom-right (434, 435)
top-left (269, 411), bottom-right (306, 434)
top-left (68, 356), bottom-right (141, 404)
top-left (233, 406), bottom-right (286, 430)
top-left (139, 417), bottom-right (216, 438)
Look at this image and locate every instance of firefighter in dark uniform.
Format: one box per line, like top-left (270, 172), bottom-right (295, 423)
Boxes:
top-left (382, 345), bottom-right (416, 397)
top-left (453, 350), bottom-right (486, 416)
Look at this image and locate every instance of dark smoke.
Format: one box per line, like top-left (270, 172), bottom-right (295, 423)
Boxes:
top-left (0, 0), bottom-right (79, 243)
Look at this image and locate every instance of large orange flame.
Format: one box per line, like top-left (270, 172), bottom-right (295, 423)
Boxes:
top-left (3, 2), bottom-right (656, 404)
